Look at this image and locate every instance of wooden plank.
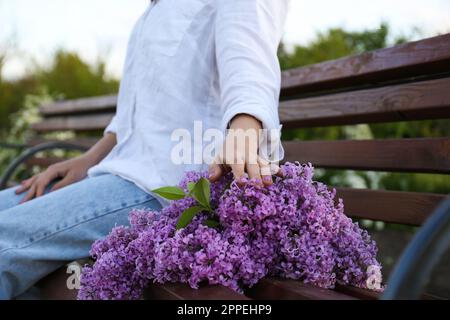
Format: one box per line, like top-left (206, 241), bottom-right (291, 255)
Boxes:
top-left (281, 33), bottom-right (450, 97)
top-left (280, 77), bottom-right (450, 128)
top-left (39, 263), bottom-right (249, 300)
top-left (24, 157), bottom-right (66, 168)
top-left (334, 285), bottom-right (379, 300)
top-left (334, 284), bottom-right (444, 300)
top-left (27, 137), bottom-right (98, 149)
top-left (40, 95), bottom-right (117, 116)
top-left (144, 283), bottom-right (250, 300)
top-left (283, 138), bottom-right (450, 174)
top-left (31, 113), bottom-right (114, 132)
top-left (245, 278), bottom-right (357, 300)
top-left (335, 188), bottom-right (447, 225)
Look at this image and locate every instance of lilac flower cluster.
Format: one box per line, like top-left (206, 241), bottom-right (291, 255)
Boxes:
top-left (78, 162), bottom-right (382, 300)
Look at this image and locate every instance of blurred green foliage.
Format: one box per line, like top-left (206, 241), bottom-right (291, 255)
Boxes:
top-left (0, 50), bottom-right (119, 137)
top-left (34, 51), bottom-right (119, 100)
top-left (278, 23), bottom-right (408, 70)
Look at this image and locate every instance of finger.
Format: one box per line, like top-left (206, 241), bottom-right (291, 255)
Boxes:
top-left (271, 163), bottom-right (284, 177)
top-left (208, 161), bottom-right (223, 183)
top-left (19, 183), bottom-right (37, 204)
top-left (15, 185), bottom-right (28, 195)
top-left (20, 176), bottom-right (35, 186)
top-left (15, 176), bottom-right (37, 194)
top-left (35, 181), bottom-right (49, 198)
top-left (258, 157), bottom-right (273, 186)
top-left (230, 163), bottom-right (246, 185)
top-left (246, 163), bottom-right (262, 186)
top-left (36, 171), bottom-right (60, 197)
top-left (49, 175), bottom-right (72, 192)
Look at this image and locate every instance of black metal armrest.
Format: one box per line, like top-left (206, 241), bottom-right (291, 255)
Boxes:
top-left (0, 142), bottom-right (89, 190)
top-left (382, 196), bottom-right (450, 300)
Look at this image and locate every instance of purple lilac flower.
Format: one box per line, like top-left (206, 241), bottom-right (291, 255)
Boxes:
top-left (78, 162), bottom-right (382, 300)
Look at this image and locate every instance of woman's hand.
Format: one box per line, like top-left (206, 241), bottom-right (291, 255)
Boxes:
top-left (15, 155), bottom-right (94, 203)
top-left (15, 132), bottom-right (117, 204)
top-left (208, 114), bottom-right (281, 187)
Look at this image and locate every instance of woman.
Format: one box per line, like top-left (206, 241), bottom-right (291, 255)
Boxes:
top-left (0, 0), bottom-right (289, 299)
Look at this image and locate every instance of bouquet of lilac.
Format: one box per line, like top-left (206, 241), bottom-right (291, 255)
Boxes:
top-left (78, 162), bottom-right (382, 300)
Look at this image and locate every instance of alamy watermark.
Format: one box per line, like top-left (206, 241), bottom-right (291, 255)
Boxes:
top-left (66, 262), bottom-right (82, 290)
top-left (170, 121), bottom-right (283, 166)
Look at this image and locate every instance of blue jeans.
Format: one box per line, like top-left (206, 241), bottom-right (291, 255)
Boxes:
top-left (0, 173), bottom-right (162, 300)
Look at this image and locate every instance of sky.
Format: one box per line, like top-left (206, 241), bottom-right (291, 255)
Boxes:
top-left (1, 0), bottom-right (450, 80)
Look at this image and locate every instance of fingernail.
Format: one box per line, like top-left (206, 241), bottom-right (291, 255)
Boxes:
top-left (263, 176), bottom-right (272, 183)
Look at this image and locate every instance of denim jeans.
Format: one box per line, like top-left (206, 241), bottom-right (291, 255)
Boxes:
top-left (0, 173), bottom-right (162, 300)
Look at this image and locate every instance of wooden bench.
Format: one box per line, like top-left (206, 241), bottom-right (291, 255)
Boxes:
top-left (2, 33), bottom-right (450, 300)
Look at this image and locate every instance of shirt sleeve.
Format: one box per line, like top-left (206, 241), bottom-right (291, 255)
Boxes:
top-left (103, 115), bottom-right (119, 137)
top-left (215, 0), bottom-right (289, 162)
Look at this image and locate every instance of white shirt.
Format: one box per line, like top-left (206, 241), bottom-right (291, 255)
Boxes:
top-left (87, 0), bottom-right (289, 202)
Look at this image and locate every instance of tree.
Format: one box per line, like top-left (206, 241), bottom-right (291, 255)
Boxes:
top-left (279, 23), bottom-right (390, 70)
top-left (0, 50), bottom-right (119, 136)
top-left (34, 50), bottom-right (119, 99)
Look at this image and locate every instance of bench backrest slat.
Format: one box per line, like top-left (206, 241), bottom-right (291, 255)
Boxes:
top-left (280, 33), bottom-right (450, 98)
top-left (33, 75), bottom-right (450, 132)
top-left (336, 188), bottom-right (446, 226)
top-left (39, 94), bottom-right (117, 116)
top-left (31, 114), bottom-right (114, 132)
top-left (283, 138), bottom-right (450, 174)
top-left (280, 77), bottom-right (450, 128)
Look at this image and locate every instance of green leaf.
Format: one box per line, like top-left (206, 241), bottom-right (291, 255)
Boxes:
top-left (176, 206), bottom-right (205, 230)
top-left (191, 178), bottom-right (211, 209)
top-left (152, 186), bottom-right (186, 200)
top-left (187, 182), bottom-right (196, 194)
top-left (203, 219), bottom-right (220, 228)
